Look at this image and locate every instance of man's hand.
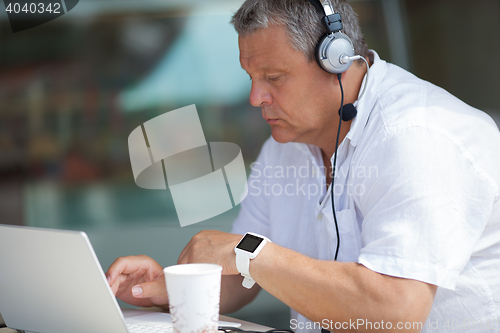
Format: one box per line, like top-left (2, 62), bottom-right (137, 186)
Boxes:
top-left (177, 230), bottom-right (242, 275)
top-left (105, 255), bottom-right (169, 309)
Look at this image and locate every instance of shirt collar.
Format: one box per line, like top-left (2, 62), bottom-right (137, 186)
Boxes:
top-left (345, 50), bottom-right (387, 147)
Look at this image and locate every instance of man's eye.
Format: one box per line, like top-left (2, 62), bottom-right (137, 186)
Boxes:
top-left (268, 76), bottom-right (282, 82)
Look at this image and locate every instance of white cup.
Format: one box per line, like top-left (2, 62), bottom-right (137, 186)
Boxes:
top-left (164, 263), bottom-right (223, 333)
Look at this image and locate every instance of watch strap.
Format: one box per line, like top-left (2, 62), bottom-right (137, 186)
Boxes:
top-left (235, 250), bottom-right (251, 277)
top-left (234, 233), bottom-right (271, 289)
top-left (242, 276), bottom-right (256, 289)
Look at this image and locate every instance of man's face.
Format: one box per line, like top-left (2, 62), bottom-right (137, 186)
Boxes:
top-left (239, 24), bottom-right (341, 145)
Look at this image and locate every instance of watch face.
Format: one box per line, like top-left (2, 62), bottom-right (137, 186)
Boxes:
top-left (236, 234), bottom-right (264, 253)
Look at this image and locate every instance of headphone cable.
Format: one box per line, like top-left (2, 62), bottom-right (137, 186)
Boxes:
top-left (340, 55), bottom-right (370, 104)
top-left (330, 73), bottom-right (345, 261)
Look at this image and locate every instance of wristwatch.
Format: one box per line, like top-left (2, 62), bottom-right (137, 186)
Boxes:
top-left (234, 232), bottom-right (271, 289)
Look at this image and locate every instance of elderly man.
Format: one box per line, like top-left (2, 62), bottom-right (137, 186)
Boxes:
top-left (106, 0), bottom-right (500, 332)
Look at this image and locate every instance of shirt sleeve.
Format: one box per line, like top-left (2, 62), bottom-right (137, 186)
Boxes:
top-left (230, 138), bottom-right (273, 237)
top-left (357, 125), bottom-right (497, 290)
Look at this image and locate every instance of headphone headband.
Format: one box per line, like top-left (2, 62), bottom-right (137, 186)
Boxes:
top-left (322, 13), bottom-right (343, 33)
top-left (308, 0), bottom-right (343, 33)
top-left (308, 0), bottom-right (354, 74)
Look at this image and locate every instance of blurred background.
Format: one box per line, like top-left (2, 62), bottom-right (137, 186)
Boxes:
top-left (0, 0), bottom-right (499, 328)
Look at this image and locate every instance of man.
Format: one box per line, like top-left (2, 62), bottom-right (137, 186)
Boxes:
top-left (106, 0), bottom-right (500, 332)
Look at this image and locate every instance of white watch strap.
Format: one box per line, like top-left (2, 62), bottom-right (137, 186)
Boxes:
top-left (236, 253), bottom-right (255, 289)
top-left (235, 251), bottom-right (251, 277)
top-left (242, 276), bottom-right (256, 289)
top-left (235, 233), bottom-right (271, 289)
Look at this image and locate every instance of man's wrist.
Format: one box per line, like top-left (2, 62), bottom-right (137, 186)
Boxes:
top-left (234, 232), bottom-right (271, 288)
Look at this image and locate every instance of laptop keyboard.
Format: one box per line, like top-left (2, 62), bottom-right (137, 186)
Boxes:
top-left (127, 323), bottom-right (174, 333)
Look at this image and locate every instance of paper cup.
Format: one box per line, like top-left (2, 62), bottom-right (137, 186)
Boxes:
top-left (164, 263), bottom-right (222, 333)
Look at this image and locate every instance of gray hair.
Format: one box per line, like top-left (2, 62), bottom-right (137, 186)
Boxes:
top-left (231, 0), bottom-right (368, 62)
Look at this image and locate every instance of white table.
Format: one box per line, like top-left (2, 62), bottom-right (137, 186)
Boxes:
top-left (0, 310), bottom-right (272, 332)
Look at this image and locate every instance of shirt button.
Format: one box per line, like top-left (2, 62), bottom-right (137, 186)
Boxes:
top-left (317, 212), bottom-right (323, 221)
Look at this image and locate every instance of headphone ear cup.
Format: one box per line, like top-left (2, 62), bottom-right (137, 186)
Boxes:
top-left (315, 33), bottom-right (329, 72)
top-left (315, 32), bottom-right (355, 74)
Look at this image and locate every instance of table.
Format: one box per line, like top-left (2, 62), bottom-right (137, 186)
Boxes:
top-left (0, 310), bottom-right (272, 332)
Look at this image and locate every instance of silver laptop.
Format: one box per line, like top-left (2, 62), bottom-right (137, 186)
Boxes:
top-left (0, 224), bottom-right (240, 333)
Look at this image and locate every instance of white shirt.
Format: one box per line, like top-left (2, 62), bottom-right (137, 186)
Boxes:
top-left (231, 50), bottom-right (500, 333)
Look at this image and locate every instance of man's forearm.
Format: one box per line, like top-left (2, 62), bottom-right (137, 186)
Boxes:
top-left (250, 243), bottom-right (436, 332)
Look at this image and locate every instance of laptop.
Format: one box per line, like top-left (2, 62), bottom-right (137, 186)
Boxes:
top-left (0, 224), bottom-right (240, 333)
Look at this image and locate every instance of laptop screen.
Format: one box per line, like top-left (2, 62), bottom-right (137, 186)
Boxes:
top-left (0, 225), bottom-right (129, 333)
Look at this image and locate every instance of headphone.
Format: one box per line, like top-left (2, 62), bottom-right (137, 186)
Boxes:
top-left (308, 0), bottom-right (360, 122)
top-left (311, 0), bottom-right (356, 75)
top-left (307, 0), bottom-right (369, 261)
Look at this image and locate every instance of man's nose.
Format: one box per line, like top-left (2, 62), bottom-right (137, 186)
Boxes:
top-left (249, 81), bottom-right (272, 107)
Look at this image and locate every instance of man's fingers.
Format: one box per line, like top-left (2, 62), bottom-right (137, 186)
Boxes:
top-left (177, 231), bottom-right (205, 264)
top-left (106, 257), bottom-right (132, 285)
top-left (106, 255), bottom-right (152, 285)
top-left (109, 273), bottom-right (128, 296)
top-left (110, 278), bottom-right (120, 296)
top-left (133, 277), bottom-right (167, 299)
